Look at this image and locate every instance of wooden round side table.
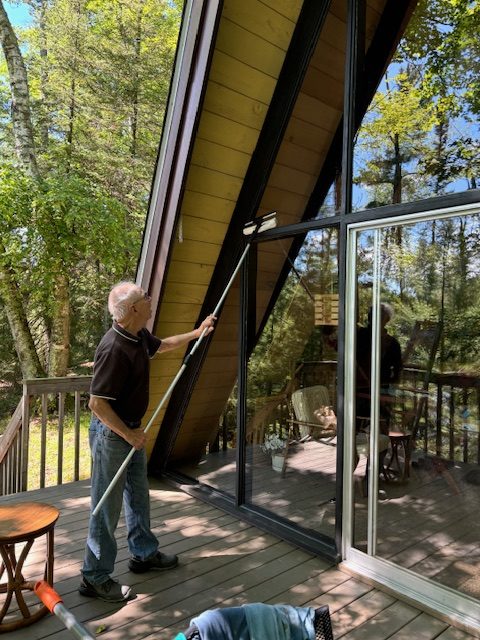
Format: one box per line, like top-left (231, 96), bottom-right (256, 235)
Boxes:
top-left (387, 431), bottom-right (412, 480)
top-left (0, 502), bottom-right (59, 633)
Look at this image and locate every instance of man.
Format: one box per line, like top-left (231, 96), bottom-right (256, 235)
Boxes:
top-left (356, 302), bottom-right (403, 430)
top-left (79, 281), bottom-right (215, 602)
top-left (355, 303), bottom-right (402, 488)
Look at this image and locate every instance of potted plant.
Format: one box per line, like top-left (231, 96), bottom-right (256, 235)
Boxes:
top-left (262, 433), bottom-right (287, 472)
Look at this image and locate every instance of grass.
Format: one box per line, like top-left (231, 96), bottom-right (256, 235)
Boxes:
top-left (27, 413), bottom-right (92, 490)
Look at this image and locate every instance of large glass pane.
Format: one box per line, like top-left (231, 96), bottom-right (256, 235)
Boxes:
top-left (354, 1), bottom-right (479, 210)
top-left (353, 213), bottom-right (480, 600)
top-left (246, 230), bottom-right (339, 539)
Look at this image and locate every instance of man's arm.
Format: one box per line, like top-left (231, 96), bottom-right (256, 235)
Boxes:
top-left (157, 314), bottom-right (216, 354)
top-left (89, 396), bottom-right (146, 450)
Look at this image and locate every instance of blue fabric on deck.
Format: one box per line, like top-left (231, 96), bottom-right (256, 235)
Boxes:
top-left (189, 603), bottom-right (315, 640)
top-left (191, 606), bottom-right (248, 640)
top-left (244, 603), bottom-right (315, 640)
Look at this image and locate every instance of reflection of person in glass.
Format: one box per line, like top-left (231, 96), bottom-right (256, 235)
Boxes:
top-left (356, 303), bottom-right (402, 434)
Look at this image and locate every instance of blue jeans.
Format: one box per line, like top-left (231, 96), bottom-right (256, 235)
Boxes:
top-left (81, 417), bottom-right (158, 585)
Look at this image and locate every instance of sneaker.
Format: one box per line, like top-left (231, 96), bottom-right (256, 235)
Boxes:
top-left (78, 577), bottom-right (135, 602)
top-left (128, 551), bottom-right (178, 574)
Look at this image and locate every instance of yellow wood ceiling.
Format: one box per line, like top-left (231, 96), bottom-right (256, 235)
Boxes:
top-left (145, 0), bottom-right (389, 462)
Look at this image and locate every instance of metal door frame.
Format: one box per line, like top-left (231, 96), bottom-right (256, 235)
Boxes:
top-left (342, 201), bottom-right (480, 634)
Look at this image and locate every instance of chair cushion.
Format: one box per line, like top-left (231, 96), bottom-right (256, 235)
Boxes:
top-left (291, 385), bottom-right (330, 423)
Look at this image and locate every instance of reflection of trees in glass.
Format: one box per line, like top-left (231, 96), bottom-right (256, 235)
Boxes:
top-left (368, 216), bottom-right (480, 374)
top-left (354, 0), bottom-right (479, 208)
top-left (248, 231), bottom-right (338, 400)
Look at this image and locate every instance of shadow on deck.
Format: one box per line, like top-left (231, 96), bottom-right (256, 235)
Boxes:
top-left (1, 476), bottom-right (476, 639)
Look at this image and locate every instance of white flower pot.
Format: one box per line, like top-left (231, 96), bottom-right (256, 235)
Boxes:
top-left (271, 454), bottom-right (285, 472)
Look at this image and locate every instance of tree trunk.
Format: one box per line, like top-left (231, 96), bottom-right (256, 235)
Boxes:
top-left (130, 1), bottom-right (145, 157)
top-left (392, 133), bottom-right (402, 205)
top-left (456, 219), bottom-right (468, 309)
top-left (433, 116), bottom-right (448, 194)
top-left (0, 0), bottom-right (40, 179)
top-left (37, 0), bottom-right (50, 150)
top-left (66, 76), bottom-right (76, 170)
top-left (47, 272), bottom-right (71, 377)
top-left (65, 0), bottom-right (83, 170)
top-left (0, 250), bottom-right (45, 379)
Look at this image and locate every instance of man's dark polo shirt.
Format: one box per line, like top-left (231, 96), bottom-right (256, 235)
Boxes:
top-left (90, 322), bottom-right (161, 425)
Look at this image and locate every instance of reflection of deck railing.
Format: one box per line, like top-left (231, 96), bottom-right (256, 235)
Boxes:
top-left (0, 376), bottom-right (92, 496)
top-left (237, 362), bottom-right (480, 467)
top-left (390, 367), bottom-right (480, 465)
top-left (430, 370), bottom-right (480, 465)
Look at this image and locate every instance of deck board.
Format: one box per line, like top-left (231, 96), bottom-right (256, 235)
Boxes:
top-left (180, 440), bottom-right (480, 605)
top-left (0, 479), bottom-right (477, 640)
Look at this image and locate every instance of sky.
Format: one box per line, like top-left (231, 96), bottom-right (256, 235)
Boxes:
top-left (4, 1), bottom-right (31, 27)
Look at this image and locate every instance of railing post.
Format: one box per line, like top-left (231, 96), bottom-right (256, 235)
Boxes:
top-left (21, 382), bottom-right (31, 492)
top-left (477, 388), bottom-right (480, 466)
top-left (462, 389), bottom-right (469, 463)
top-left (74, 391), bottom-right (81, 481)
top-left (448, 387), bottom-right (455, 461)
top-left (40, 393), bottom-right (48, 488)
top-left (57, 392), bottom-right (65, 485)
top-left (436, 381), bottom-right (442, 457)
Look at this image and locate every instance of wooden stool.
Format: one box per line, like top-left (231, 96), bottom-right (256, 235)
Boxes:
top-left (0, 502), bottom-right (59, 632)
top-left (387, 432), bottom-right (412, 480)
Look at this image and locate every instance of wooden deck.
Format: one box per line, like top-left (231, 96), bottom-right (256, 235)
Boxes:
top-left (179, 440), bottom-right (480, 601)
top-left (0, 478), bottom-right (476, 639)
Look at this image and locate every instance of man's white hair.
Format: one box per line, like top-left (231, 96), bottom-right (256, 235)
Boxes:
top-left (108, 281), bottom-right (142, 322)
top-left (368, 302), bottom-right (393, 324)
top-left (380, 302), bottom-right (393, 321)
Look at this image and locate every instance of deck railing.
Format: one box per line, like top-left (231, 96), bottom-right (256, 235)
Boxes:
top-left (1, 367), bottom-right (478, 496)
top-left (430, 370), bottom-right (480, 465)
top-left (0, 376), bottom-right (92, 496)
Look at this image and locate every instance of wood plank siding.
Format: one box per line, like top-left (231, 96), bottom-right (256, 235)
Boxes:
top-left (146, 0), bottom-right (303, 457)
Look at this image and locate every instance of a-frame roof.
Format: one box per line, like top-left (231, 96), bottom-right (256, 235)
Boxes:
top-left (137, 0), bottom-right (417, 467)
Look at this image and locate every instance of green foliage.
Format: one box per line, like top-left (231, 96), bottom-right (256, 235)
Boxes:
top-left (356, 0), bottom-right (479, 204)
top-left (248, 232), bottom-right (338, 400)
top-left (0, 0), bottom-right (182, 383)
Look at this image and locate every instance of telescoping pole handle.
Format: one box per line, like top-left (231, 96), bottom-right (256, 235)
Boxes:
top-left (35, 581), bottom-right (95, 640)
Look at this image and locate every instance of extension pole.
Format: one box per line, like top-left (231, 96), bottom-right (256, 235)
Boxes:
top-left (92, 212), bottom-right (277, 517)
top-left (35, 581), bottom-right (95, 640)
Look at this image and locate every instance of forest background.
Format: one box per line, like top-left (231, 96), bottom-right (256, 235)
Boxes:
top-left (0, 0), bottom-right (182, 424)
top-left (0, 0), bottom-right (479, 430)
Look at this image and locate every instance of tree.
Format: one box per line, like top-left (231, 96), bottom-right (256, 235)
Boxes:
top-left (355, 0), bottom-right (479, 207)
top-left (355, 69), bottom-right (434, 208)
top-left (0, 0), bottom-right (181, 386)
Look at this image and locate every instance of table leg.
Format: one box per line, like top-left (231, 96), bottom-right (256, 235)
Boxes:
top-left (0, 533), bottom-right (53, 632)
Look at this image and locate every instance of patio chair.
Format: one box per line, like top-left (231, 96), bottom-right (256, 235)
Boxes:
top-left (387, 320), bottom-right (442, 479)
top-left (282, 385), bottom-right (337, 475)
top-left (289, 385), bottom-right (336, 440)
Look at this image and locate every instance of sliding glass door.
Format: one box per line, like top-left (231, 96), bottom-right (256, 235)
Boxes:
top-left (343, 203), bottom-right (480, 629)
